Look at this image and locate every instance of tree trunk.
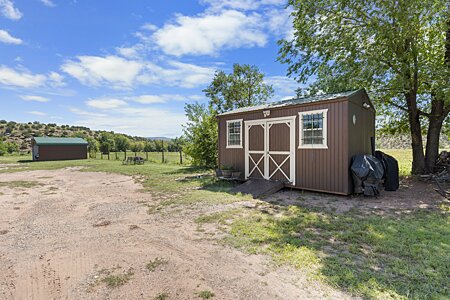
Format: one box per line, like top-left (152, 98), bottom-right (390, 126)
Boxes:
top-left (124, 150), bottom-right (127, 159)
top-left (424, 99), bottom-right (449, 172)
top-left (115, 152), bottom-right (118, 160)
top-left (179, 150), bottom-right (183, 164)
top-left (108, 152), bottom-right (110, 160)
top-left (405, 91), bottom-right (425, 174)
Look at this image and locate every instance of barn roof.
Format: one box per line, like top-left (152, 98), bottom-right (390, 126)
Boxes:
top-left (33, 137), bottom-right (88, 146)
top-left (218, 89), bottom-right (362, 116)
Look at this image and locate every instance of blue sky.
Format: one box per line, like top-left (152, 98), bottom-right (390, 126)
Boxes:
top-left (0, 0), bottom-right (299, 137)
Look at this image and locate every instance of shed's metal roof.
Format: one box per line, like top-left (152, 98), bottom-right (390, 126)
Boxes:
top-left (33, 137), bottom-right (88, 146)
top-left (218, 89), bottom-right (361, 116)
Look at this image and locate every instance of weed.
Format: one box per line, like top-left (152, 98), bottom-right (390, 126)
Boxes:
top-left (154, 292), bottom-right (169, 300)
top-left (101, 269), bottom-right (134, 288)
top-left (0, 181), bottom-right (42, 188)
top-left (146, 257), bottom-right (168, 272)
top-left (196, 290), bottom-right (215, 299)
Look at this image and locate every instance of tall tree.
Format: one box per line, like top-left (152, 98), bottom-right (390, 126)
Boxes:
top-left (204, 64), bottom-right (274, 114)
top-left (130, 141), bottom-right (144, 157)
top-left (183, 104), bottom-right (218, 167)
top-left (114, 135), bottom-right (130, 160)
top-left (184, 64), bottom-right (274, 167)
top-left (279, 0), bottom-right (450, 174)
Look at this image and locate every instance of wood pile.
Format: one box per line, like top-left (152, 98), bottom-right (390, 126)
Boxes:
top-left (421, 151), bottom-right (450, 199)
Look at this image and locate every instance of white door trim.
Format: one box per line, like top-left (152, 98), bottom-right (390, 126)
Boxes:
top-left (244, 116), bottom-right (296, 185)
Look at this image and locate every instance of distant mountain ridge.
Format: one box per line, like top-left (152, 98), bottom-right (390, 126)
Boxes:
top-left (146, 137), bottom-right (172, 141)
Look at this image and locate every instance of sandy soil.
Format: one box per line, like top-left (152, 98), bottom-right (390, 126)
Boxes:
top-left (0, 168), bottom-right (353, 300)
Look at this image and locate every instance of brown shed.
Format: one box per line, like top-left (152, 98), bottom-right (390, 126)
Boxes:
top-left (31, 137), bottom-right (89, 161)
top-left (217, 89), bottom-right (375, 195)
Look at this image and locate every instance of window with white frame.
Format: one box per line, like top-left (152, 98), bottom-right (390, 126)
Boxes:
top-left (299, 109), bottom-right (328, 148)
top-left (226, 119), bottom-right (242, 148)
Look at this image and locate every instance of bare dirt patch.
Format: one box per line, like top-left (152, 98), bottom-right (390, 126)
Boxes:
top-left (268, 177), bottom-right (448, 215)
top-left (0, 169), bottom-right (352, 300)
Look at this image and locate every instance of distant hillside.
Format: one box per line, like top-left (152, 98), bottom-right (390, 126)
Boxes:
top-left (0, 120), bottom-right (147, 152)
top-left (147, 137), bottom-right (172, 141)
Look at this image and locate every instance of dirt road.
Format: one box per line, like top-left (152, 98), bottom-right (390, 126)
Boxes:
top-left (0, 168), bottom-right (351, 299)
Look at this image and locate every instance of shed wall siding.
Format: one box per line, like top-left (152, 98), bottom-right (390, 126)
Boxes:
top-left (37, 145), bottom-right (88, 161)
top-left (218, 99), bottom-right (351, 194)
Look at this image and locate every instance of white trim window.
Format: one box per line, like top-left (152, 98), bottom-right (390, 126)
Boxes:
top-left (298, 109), bottom-right (328, 149)
top-left (226, 119), bottom-right (243, 148)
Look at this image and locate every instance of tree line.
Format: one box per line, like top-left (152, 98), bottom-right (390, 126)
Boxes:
top-left (88, 132), bottom-right (185, 163)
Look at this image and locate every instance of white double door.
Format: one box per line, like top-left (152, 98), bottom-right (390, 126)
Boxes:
top-left (244, 116), bottom-right (296, 185)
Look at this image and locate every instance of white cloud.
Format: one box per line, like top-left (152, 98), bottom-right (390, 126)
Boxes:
top-left (265, 75), bottom-right (300, 99)
top-left (152, 10), bottom-right (267, 56)
top-left (131, 94), bottom-right (192, 104)
top-left (69, 107), bottom-right (107, 117)
top-left (0, 65), bottom-right (47, 88)
top-left (61, 55), bottom-right (143, 89)
top-left (40, 0), bottom-right (55, 7)
top-left (0, 0), bottom-right (22, 20)
top-left (150, 60), bottom-right (215, 88)
top-left (116, 46), bottom-right (140, 58)
top-left (132, 95), bottom-right (170, 104)
top-left (86, 98), bottom-right (128, 109)
top-left (0, 65), bottom-right (66, 89)
top-left (266, 8), bottom-right (294, 40)
top-left (61, 55), bottom-right (215, 89)
top-left (27, 111), bottom-right (47, 116)
top-left (20, 95), bottom-right (50, 102)
top-left (48, 71), bottom-right (65, 87)
top-left (75, 107), bottom-right (186, 137)
top-left (141, 23), bottom-right (158, 31)
top-left (0, 29), bottom-right (22, 44)
top-left (201, 0), bottom-right (286, 11)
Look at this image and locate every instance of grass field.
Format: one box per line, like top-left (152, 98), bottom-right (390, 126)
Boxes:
top-left (0, 149), bottom-right (448, 299)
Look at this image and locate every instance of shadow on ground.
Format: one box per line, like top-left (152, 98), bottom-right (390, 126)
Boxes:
top-left (218, 180), bottom-right (450, 299)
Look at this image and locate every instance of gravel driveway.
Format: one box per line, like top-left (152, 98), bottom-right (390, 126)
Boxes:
top-left (0, 168), bottom-right (351, 300)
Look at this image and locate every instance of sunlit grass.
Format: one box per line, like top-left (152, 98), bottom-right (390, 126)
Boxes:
top-left (197, 206), bottom-right (450, 299)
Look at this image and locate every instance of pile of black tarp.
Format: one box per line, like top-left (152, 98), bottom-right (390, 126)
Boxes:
top-left (351, 151), bottom-right (399, 196)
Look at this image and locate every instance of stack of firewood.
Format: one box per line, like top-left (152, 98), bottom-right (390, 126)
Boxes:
top-left (421, 151), bottom-right (449, 198)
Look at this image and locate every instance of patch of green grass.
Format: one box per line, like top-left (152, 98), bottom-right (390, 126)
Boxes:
top-left (200, 205), bottom-right (449, 299)
top-left (380, 148), bottom-right (449, 177)
top-left (101, 269), bottom-right (134, 288)
top-left (153, 292), bottom-right (170, 300)
top-left (146, 257), bottom-right (168, 272)
top-left (196, 290), bottom-right (215, 299)
top-left (0, 180), bottom-right (42, 189)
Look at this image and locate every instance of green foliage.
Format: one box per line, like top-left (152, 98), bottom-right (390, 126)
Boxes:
top-left (184, 63), bottom-right (273, 167)
top-left (0, 139), bottom-right (6, 156)
top-left (99, 141), bottom-right (112, 154)
top-left (5, 141), bottom-right (19, 154)
top-left (146, 257), bottom-right (168, 272)
top-left (204, 64), bottom-right (274, 114)
top-left (279, 0), bottom-right (449, 100)
top-left (86, 137), bottom-right (99, 153)
top-left (114, 135), bottom-right (130, 153)
top-left (183, 103), bottom-right (218, 167)
top-left (196, 290), bottom-right (215, 299)
top-left (101, 269), bottom-right (134, 288)
top-left (130, 141), bottom-right (144, 154)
